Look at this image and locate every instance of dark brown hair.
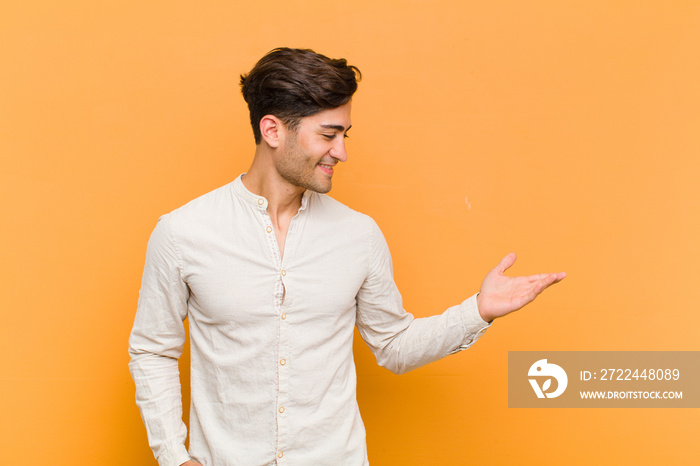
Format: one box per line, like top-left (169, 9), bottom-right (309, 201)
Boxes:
top-left (240, 47), bottom-right (361, 144)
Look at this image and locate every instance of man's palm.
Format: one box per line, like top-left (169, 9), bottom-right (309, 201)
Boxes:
top-left (477, 253), bottom-right (566, 322)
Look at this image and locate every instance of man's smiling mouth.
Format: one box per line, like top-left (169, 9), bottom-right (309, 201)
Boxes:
top-left (318, 163), bottom-right (335, 173)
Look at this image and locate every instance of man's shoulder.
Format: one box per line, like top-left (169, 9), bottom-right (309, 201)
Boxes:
top-left (170, 182), bottom-right (233, 217)
top-left (309, 194), bottom-right (386, 247)
top-left (312, 193), bottom-right (378, 229)
top-left (155, 182), bottom-right (234, 236)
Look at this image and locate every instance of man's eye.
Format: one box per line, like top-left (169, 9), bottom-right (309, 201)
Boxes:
top-left (322, 134), bottom-right (335, 140)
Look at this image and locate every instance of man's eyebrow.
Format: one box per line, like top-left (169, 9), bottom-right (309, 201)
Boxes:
top-left (320, 124), bottom-right (352, 132)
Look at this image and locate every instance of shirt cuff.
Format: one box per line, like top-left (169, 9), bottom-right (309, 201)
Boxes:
top-left (449, 293), bottom-right (491, 354)
top-left (157, 444), bottom-right (191, 466)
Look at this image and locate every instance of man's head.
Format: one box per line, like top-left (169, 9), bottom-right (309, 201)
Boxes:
top-left (240, 47), bottom-right (361, 145)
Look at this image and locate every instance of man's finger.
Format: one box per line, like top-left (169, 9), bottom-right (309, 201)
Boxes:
top-left (496, 252), bottom-right (517, 274)
top-left (534, 273), bottom-right (565, 295)
top-left (526, 275), bottom-right (550, 297)
top-left (528, 272), bottom-right (567, 283)
top-left (526, 273), bottom-right (551, 282)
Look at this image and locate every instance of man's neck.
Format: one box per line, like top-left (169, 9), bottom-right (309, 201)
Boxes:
top-left (242, 155), bottom-right (304, 224)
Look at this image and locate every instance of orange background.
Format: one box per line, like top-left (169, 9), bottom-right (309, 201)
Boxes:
top-left (2, 1), bottom-right (699, 464)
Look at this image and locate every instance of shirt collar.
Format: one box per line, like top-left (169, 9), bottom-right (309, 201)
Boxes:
top-left (233, 173), bottom-right (311, 212)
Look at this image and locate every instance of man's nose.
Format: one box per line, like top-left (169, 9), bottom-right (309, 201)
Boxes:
top-left (330, 138), bottom-right (348, 162)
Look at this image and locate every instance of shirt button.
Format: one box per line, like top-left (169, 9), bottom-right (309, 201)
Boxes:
top-left (266, 226), bottom-right (272, 233)
top-left (278, 452), bottom-right (284, 458)
top-left (279, 406), bottom-right (285, 413)
top-left (281, 313), bottom-right (287, 320)
top-left (280, 359), bottom-right (286, 365)
top-left (257, 198), bottom-right (264, 205)
top-left (281, 270), bottom-right (287, 276)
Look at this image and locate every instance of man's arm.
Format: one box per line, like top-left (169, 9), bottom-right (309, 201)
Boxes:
top-left (129, 214), bottom-right (193, 466)
top-left (355, 221), bottom-right (564, 374)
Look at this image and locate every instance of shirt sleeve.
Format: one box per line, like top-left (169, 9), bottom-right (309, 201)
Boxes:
top-left (355, 220), bottom-right (491, 375)
top-left (128, 214), bottom-right (193, 466)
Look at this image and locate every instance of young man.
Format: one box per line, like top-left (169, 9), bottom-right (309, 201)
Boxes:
top-left (129, 47), bottom-right (565, 466)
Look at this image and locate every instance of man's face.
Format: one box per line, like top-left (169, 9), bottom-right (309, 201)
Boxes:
top-left (274, 102), bottom-right (352, 194)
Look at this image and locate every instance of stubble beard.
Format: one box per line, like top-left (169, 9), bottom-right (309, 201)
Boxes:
top-left (278, 162), bottom-right (332, 194)
top-left (276, 140), bottom-right (333, 194)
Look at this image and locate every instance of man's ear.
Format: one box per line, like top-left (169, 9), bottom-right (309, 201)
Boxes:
top-left (260, 115), bottom-right (282, 148)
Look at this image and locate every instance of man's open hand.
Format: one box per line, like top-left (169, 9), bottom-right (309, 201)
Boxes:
top-left (476, 253), bottom-right (566, 323)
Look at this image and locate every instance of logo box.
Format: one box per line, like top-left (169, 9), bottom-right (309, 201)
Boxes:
top-left (508, 351), bottom-right (700, 408)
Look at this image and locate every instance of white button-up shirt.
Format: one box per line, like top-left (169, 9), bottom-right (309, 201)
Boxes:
top-left (129, 175), bottom-right (491, 466)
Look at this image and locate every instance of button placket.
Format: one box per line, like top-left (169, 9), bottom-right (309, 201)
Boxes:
top-left (255, 207), bottom-right (289, 459)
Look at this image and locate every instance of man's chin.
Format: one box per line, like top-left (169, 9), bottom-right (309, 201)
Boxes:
top-left (305, 178), bottom-right (332, 194)
top-left (310, 184), bottom-right (332, 194)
